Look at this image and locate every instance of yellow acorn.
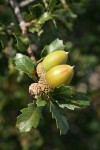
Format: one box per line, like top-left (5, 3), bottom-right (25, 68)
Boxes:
top-left (46, 65), bottom-right (74, 88)
top-left (42, 50), bottom-right (68, 71)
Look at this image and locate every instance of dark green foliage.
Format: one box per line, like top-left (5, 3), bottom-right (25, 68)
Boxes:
top-left (14, 40), bottom-right (90, 135)
top-left (0, 0), bottom-right (100, 149)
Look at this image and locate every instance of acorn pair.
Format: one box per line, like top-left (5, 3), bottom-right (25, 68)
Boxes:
top-left (41, 50), bottom-right (74, 88)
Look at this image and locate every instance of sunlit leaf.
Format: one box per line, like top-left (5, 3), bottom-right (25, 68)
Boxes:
top-left (14, 53), bottom-right (37, 80)
top-left (38, 12), bottom-right (52, 25)
top-left (41, 38), bottom-right (65, 57)
top-left (16, 103), bottom-right (42, 132)
top-left (57, 102), bottom-right (80, 110)
top-left (56, 92), bottom-right (90, 110)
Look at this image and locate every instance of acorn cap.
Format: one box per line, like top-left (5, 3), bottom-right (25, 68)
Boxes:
top-left (36, 62), bottom-right (45, 77)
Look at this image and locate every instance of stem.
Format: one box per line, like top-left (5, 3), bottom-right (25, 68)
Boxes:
top-left (8, 0), bottom-right (36, 60)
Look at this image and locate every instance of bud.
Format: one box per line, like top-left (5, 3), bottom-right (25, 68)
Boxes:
top-left (46, 65), bottom-right (74, 88)
top-left (42, 50), bottom-right (68, 71)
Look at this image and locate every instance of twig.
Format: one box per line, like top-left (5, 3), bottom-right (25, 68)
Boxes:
top-left (9, 0), bottom-right (27, 36)
top-left (25, 19), bottom-right (37, 27)
top-left (8, 0), bottom-right (35, 60)
top-left (19, 0), bottom-right (35, 7)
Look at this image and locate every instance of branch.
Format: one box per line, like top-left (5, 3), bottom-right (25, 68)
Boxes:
top-left (19, 0), bottom-right (35, 7)
top-left (8, 0), bottom-right (35, 60)
top-left (8, 0), bottom-right (27, 36)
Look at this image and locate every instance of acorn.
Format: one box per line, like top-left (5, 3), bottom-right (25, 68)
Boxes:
top-left (42, 50), bottom-right (68, 72)
top-left (46, 65), bottom-right (74, 88)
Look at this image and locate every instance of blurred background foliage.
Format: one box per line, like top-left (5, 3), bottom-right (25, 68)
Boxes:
top-left (0, 0), bottom-right (100, 150)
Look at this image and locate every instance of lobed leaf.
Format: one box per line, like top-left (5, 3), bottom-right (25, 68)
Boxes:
top-left (16, 103), bottom-right (42, 132)
top-left (56, 92), bottom-right (90, 110)
top-left (50, 102), bottom-right (69, 135)
top-left (71, 92), bottom-right (90, 106)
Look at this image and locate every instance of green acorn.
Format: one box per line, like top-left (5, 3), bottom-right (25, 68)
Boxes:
top-left (46, 65), bottom-right (74, 88)
top-left (42, 50), bottom-right (68, 71)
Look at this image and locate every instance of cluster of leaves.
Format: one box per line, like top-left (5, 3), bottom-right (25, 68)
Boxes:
top-left (14, 39), bottom-right (90, 135)
top-left (0, 0), bottom-right (100, 149)
top-left (0, 0), bottom-right (77, 53)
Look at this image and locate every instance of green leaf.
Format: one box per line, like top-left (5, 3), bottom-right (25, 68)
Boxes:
top-left (28, 3), bottom-right (44, 18)
top-left (56, 92), bottom-right (90, 110)
top-left (36, 94), bottom-right (47, 107)
top-left (57, 103), bottom-right (80, 110)
top-left (38, 12), bottom-right (52, 25)
top-left (71, 92), bottom-right (90, 106)
top-left (29, 12), bottom-right (52, 34)
top-left (29, 27), bottom-right (36, 33)
top-left (53, 85), bottom-right (72, 96)
top-left (41, 38), bottom-right (65, 57)
top-left (50, 102), bottom-right (69, 135)
top-left (16, 103), bottom-right (42, 132)
top-left (14, 53), bottom-right (37, 80)
top-left (14, 34), bottom-right (29, 51)
top-left (51, 85), bottom-right (72, 102)
top-left (51, 87), bottom-right (89, 110)
top-left (56, 98), bottom-right (80, 110)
